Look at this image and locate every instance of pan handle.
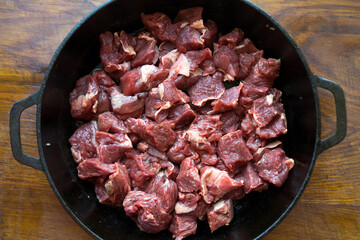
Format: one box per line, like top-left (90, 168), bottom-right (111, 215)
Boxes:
top-left (9, 91), bottom-right (43, 171)
top-left (312, 75), bottom-right (347, 154)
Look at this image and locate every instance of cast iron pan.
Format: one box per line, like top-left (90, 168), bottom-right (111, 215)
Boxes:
top-left (9, 0), bottom-right (347, 239)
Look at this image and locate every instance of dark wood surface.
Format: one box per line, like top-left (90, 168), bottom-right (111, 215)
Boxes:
top-left (1, 0), bottom-right (359, 239)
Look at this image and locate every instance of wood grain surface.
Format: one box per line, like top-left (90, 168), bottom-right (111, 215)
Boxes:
top-left (1, 0), bottom-right (359, 239)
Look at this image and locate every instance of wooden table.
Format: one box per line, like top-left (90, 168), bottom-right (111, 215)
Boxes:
top-left (1, 0), bottom-right (359, 239)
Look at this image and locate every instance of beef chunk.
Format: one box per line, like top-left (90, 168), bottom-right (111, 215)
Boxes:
top-left (97, 112), bottom-right (128, 134)
top-left (141, 12), bottom-right (180, 42)
top-left (145, 172), bottom-right (178, 213)
top-left (69, 121), bottom-right (98, 164)
top-left (124, 151), bottom-right (161, 188)
top-left (251, 92), bottom-right (283, 127)
top-left (218, 28), bottom-right (244, 48)
top-left (125, 118), bottom-right (176, 151)
top-left (235, 38), bottom-right (259, 55)
top-left (238, 51), bottom-right (263, 80)
top-left (108, 86), bottom-right (147, 120)
top-left (95, 131), bottom-right (133, 163)
top-left (256, 113), bottom-right (287, 139)
top-left (167, 132), bottom-right (194, 164)
top-left (174, 192), bottom-right (201, 215)
top-left (160, 161), bottom-right (180, 181)
top-left (69, 75), bottom-right (99, 120)
top-left (239, 162), bottom-right (268, 194)
top-left (200, 166), bottom-right (243, 203)
top-left (174, 7), bottom-right (205, 31)
top-left (196, 198), bottom-right (210, 220)
top-left (199, 59), bottom-right (216, 76)
top-left (244, 58), bottom-right (281, 88)
top-left (103, 162), bottom-right (131, 206)
top-left (137, 141), bottom-right (168, 161)
top-left (220, 111), bottom-right (239, 134)
top-left (240, 113), bottom-right (257, 136)
top-left (169, 213), bottom-right (197, 240)
top-left (201, 19), bottom-right (218, 48)
top-left (185, 48), bottom-right (212, 71)
top-left (158, 79), bottom-right (190, 105)
top-left (176, 26), bottom-right (204, 53)
top-left (123, 191), bottom-right (172, 233)
top-left (164, 104), bottom-right (196, 129)
top-left (170, 53), bottom-right (191, 78)
top-left (174, 71), bottom-right (202, 90)
top-left (213, 45), bottom-right (240, 81)
top-left (188, 72), bottom-right (225, 107)
top-left (207, 199), bottom-right (234, 232)
top-left (176, 157), bottom-right (201, 193)
top-left (217, 130), bottom-right (252, 171)
top-left (145, 87), bottom-right (171, 123)
top-left (254, 148), bottom-right (294, 187)
top-left (246, 133), bottom-right (267, 152)
top-left (77, 158), bottom-right (116, 179)
top-left (211, 85), bottom-right (242, 112)
top-left (159, 49), bottom-right (179, 69)
top-left (131, 39), bottom-right (159, 68)
top-left (239, 82), bottom-right (268, 109)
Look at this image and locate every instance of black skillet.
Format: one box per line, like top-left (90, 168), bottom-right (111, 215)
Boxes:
top-left (9, 0), bottom-right (347, 239)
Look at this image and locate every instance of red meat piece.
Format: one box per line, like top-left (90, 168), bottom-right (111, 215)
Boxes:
top-left (176, 157), bottom-right (201, 193)
top-left (212, 85), bottom-right (242, 112)
top-left (145, 87), bottom-right (171, 123)
top-left (174, 71), bottom-right (202, 90)
top-left (217, 130), bottom-right (252, 171)
top-left (199, 59), bottom-right (216, 76)
top-left (256, 113), bottom-right (287, 139)
top-left (187, 114), bottom-right (223, 145)
top-left (200, 166), bottom-right (243, 203)
top-left (201, 19), bottom-right (218, 48)
top-left (160, 161), bottom-right (180, 181)
top-left (69, 75), bottom-right (99, 120)
top-left (218, 28), bottom-right (244, 48)
top-left (239, 82), bottom-right (268, 109)
top-left (137, 141), bottom-right (168, 161)
top-left (159, 49), bottom-right (179, 69)
top-left (174, 7), bottom-right (205, 31)
top-left (207, 199), bottom-right (234, 232)
top-left (164, 104), bottom-right (196, 129)
top-left (174, 192), bottom-right (201, 215)
top-left (158, 79), bottom-right (190, 105)
top-left (125, 118), bottom-right (176, 152)
top-left (245, 133), bottom-right (267, 152)
top-left (145, 172), bottom-right (178, 213)
top-left (176, 26), bottom-right (204, 53)
top-left (188, 72), bottom-right (225, 107)
top-left (244, 58), bottom-right (281, 88)
top-left (69, 121), bottom-right (98, 164)
top-left (185, 48), bottom-right (212, 71)
top-left (238, 51), bottom-right (263, 80)
top-left (196, 198), bottom-right (210, 220)
top-left (169, 213), bottom-right (197, 240)
top-left (141, 12), bottom-right (180, 42)
top-left (220, 111), bottom-right (239, 134)
top-left (213, 45), bottom-right (240, 81)
top-left (120, 65), bottom-right (168, 96)
top-left (97, 112), bottom-right (128, 134)
top-left (124, 151), bottom-right (161, 188)
top-left (123, 190), bottom-right (172, 233)
top-left (108, 86), bottom-right (147, 120)
top-left (251, 93), bottom-right (282, 127)
top-left (169, 53), bottom-right (191, 78)
top-left (235, 38), bottom-right (259, 55)
top-left (239, 162), bottom-right (268, 194)
top-left (131, 40), bottom-right (159, 68)
top-left (167, 131), bottom-right (194, 164)
top-left (77, 158), bottom-right (116, 179)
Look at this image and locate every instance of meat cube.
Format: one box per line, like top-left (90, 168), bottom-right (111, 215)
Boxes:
top-left (244, 58), bottom-right (281, 88)
top-left (167, 132), bottom-right (194, 164)
top-left (160, 161), bottom-right (180, 181)
top-left (94, 177), bottom-right (111, 204)
top-left (69, 75), bottom-right (99, 120)
top-left (223, 173), bottom-right (245, 200)
top-left (217, 130), bottom-right (252, 171)
top-left (159, 49), bottom-right (179, 69)
top-left (213, 45), bottom-right (240, 81)
top-left (123, 191), bottom-right (172, 233)
top-left (174, 7), bottom-right (205, 31)
top-left (245, 133), bottom-right (267, 152)
top-left (145, 172), bottom-right (178, 213)
top-left (95, 131), bottom-right (133, 163)
top-left (97, 112), bottom-right (128, 134)
top-left (251, 93), bottom-right (281, 127)
top-left (201, 19), bottom-right (218, 48)
top-left (125, 118), bottom-right (176, 152)
top-left (199, 59), bottom-right (216, 76)
top-left (207, 199), bottom-right (234, 232)
top-left (158, 79), bottom-right (190, 105)
top-left (131, 40), bottom-right (159, 68)
top-left (103, 162), bottom-right (131, 206)
top-left (239, 162), bottom-right (268, 194)
top-left (240, 113), bottom-right (257, 136)
top-left (239, 82), bottom-right (268, 109)
top-left (69, 121), bottom-right (98, 164)
top-left (218, 28), bottom-right (244, 48)
top-left (235, 38), bottom-right (259, 55)
top-left (77, 158), bottom-right (116, 179)
top-left (176, 157), bottom-right (201, 193)
top-left (200, 166), bottom-right (243, 203)
top-left (164, 104), bottom-right (196, 129)
top-left (196, 198), bottom-right (210, 220)
top-left (188, 72), bottom-right (225, 107)
top-left (137, 141), bottom-right (168, 161)
top-left (141, 12), bottom-right (180, 42)
top-left (238, 52), bottom-right (262, 80)
top-left (220, 111), bottom-right (239, 134)
top-left (256, 113), bottom-right (287, 139)
top-left (92, 69), bottom-right (116, 113)
top-left (186, 115), bottom-right (223, 146)
top-left (254, 148), bottom-right (294, 187)
top-left (174, 192), bottom-right (201, 215)
top-left (120, 65), bottom-right (168, 96)
top-left (169, 53), bottom-right (191, 78)
top-left (108, 86), bottom-right (147, 120)
top-left (211, 85), bottom-right (242, 112)
top-left (169, 213), bottom-right (197, 240)
top-left (174, 71), bottom-right (202, 90)
top-left (185, 48), bottom-right (212, 71)
top-left (124, 151), bottom-right (161, 188)
top-left (176, 26), bottom-right (204, 53)
top-left (145, 87), bottom-right (171, 123)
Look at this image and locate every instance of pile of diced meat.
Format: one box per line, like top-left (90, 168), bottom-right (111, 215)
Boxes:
top-left (69, 7), bottom-right (294, 240)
